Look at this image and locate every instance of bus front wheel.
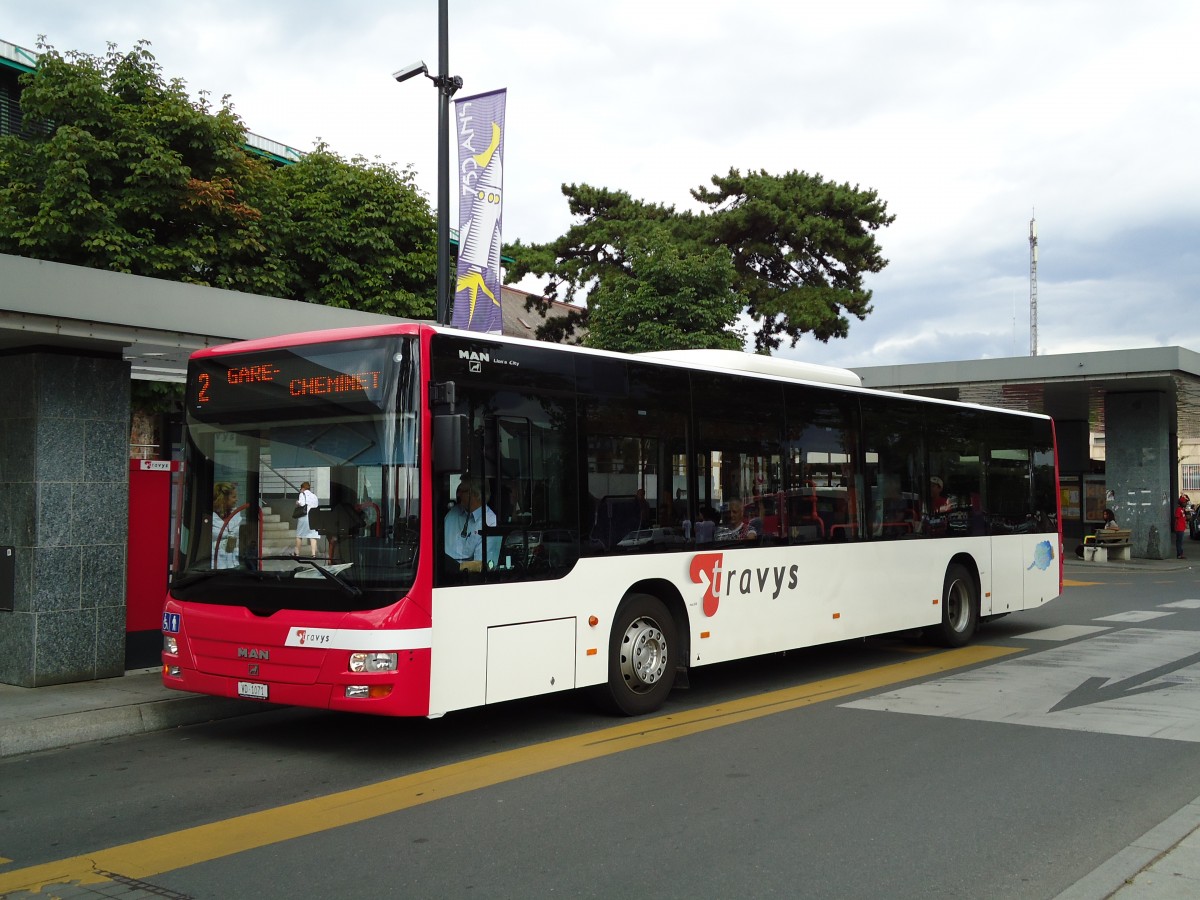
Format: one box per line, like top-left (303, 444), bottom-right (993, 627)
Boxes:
top-left (930, 563), bottom-right (978, 648)
top-left (594, 593), bottom-right (676, 716)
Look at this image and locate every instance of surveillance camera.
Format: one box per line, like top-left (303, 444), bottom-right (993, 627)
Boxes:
top-left (393, 60), bottom-right (429, 83)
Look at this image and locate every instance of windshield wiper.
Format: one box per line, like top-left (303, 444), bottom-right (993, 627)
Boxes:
top-left (260, 555), bottom-right (362, 597)
top-left (170, 567), bottom-right (283, 593)
top-left (170, 570), bottom-right (222, 591)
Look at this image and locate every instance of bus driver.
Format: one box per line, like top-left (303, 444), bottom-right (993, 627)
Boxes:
top-left (444, 479), bottom-right (496, 572)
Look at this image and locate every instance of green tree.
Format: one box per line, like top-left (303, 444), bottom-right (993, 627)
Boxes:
top-left (275, 145), bottom-right (436, 318)
top-left (0, 40), bottom-right (289, 294)
top-left (505, 169), bottom-right (894, 352)
top-left (584, 227), bottom-right (744, 353)
top-left (0, 41), bottom-right (438, 319)
top-left (694, 168), bottom-right (894, 349)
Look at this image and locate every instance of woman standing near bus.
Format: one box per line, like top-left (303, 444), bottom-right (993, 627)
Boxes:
top-left (294, 481), bottom-right (320, 558)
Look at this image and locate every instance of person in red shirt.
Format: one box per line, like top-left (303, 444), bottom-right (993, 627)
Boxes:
top-left (1174, 495), bottom-right (1189, 560)
top-left (929, 476), bottom-right (952, 514)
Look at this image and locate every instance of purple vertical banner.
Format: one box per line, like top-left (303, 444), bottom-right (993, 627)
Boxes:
top-left (453, 89), bottom-right (506, 333)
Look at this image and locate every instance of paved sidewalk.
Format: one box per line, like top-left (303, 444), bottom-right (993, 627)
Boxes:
top-left (0, 666), bottom-right (257, 758)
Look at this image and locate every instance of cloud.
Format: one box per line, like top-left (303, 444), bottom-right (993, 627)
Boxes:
top-left (5, 0), bottom-right (1198, 366)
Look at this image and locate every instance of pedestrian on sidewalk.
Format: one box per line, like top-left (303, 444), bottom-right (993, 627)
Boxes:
top-left (1174, 494), bottom-right (1189, 560)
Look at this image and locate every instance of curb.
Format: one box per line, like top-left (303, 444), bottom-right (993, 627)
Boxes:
top-left (1063, 560), bottom-right (1192, 574)
top-left (1054, 797), bottom-right (1200, 899)
top-left (0, 695), bottom-right (260, 758)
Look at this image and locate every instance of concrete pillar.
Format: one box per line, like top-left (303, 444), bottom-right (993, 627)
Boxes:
top-left (0, 352), bottom-right (130, 686)
top-left (1105, 391), bottom-right (1172, 559)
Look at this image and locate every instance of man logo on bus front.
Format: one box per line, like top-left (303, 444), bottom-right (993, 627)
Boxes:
top-left (689, 553), bottom-right (724, 617)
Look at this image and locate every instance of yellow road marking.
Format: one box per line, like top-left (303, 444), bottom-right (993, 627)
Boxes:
top-left (0, 644), bottom-right (1018, 894)
top-left (1063, 578), bottom-right (1102, 586)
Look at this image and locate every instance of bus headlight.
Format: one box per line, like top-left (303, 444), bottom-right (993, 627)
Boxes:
top-left (345, 684), bottom-right (394, 699)
top-left (163, 636), bottom-right (178, 655)
top-left (349, 652), bottom-right (398, 673)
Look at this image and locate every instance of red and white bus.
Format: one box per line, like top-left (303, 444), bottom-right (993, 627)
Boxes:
top-left (162, 323), bottom-right (1062, 717)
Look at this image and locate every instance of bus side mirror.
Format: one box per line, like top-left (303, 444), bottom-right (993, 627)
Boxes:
top-left (433, 414), bottom-right (468, 473)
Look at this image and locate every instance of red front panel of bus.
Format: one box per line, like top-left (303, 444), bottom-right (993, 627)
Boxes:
top-left (163, 596), bottom-right (433, 716)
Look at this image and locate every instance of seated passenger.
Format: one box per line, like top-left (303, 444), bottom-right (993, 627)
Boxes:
top-left (726, 498), bottom-right (757, 541)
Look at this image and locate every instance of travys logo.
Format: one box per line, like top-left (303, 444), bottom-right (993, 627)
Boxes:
top-left (690, 553), bottom-right (724, 616)
top-left (689, 553), bottom-right (801, 617)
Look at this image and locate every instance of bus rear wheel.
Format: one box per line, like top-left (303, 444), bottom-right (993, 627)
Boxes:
top-left (594, 593), bottom-right (676, 716)
top-left (930, 563), bottom-right (978, 648)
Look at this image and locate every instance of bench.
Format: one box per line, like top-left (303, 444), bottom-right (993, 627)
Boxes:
top-left (1083, 528), bottom-right (1132, 562)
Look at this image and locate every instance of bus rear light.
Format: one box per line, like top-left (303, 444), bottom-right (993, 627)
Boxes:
top-left (345, 684), bottom-right (394, 700)
top-left (163, 635), bottom-right (178, 654)
top-left (349, 652), bottom-right (398, 673)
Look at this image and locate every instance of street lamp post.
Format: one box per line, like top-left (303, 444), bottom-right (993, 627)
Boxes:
top-left (393, 0), bottom-right (462, 326)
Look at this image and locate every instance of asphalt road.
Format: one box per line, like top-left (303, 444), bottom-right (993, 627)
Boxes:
top-left (3, 563), bottom-right (1200, 899)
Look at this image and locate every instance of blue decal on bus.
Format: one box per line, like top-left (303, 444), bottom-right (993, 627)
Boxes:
top-left (163, 612), bottom-right (181, 633)
top-left (1028, 541), bottom-right (1055, 571)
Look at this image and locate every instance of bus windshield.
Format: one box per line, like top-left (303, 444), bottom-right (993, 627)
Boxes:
top-left (170, 335), bottom-right (421, 611)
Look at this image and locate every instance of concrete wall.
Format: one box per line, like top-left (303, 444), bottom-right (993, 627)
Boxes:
top-left (0, 352), bottom-right (130, 686)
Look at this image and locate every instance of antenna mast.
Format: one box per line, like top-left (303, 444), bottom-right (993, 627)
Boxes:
top-left (1029, 211), bottom-right (1038, 357)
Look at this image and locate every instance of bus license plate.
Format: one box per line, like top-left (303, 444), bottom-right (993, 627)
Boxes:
top-left (237, 681), bottom-right (268, 700)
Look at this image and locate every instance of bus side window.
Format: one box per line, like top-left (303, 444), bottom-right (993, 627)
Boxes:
top-left (861, 399), bottom-right (924, 541)
top-left (583, 361), bottom-right (689, 556)
top-left (926, 405), bottom-right (983, 539)
top-left (784, 386), bottom-right (858, 544)
top-left (465, 392), bottom-right (580, 582)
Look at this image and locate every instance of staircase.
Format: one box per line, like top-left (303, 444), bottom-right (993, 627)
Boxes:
top-left (261, 503), bottom-right (296, 556)
top-left (256, 503), bottom-right (305, 570)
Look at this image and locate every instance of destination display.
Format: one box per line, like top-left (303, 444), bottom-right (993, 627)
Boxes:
top-left (188, 341), bottom-right (397, 416)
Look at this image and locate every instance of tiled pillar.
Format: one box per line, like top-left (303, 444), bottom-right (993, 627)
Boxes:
top-left (0, 352), bottom-right (130, 686)
top-left (1105, 391), bottom-right (1171, 560)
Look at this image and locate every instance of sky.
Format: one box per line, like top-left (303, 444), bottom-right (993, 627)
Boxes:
top-left (6, 1), bottom-right (1199, 368)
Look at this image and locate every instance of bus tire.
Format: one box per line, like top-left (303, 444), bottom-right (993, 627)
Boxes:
top-left (594, 593), bottom-right (676, 716)
top-left (930, 562), bottom-right (978, 648)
